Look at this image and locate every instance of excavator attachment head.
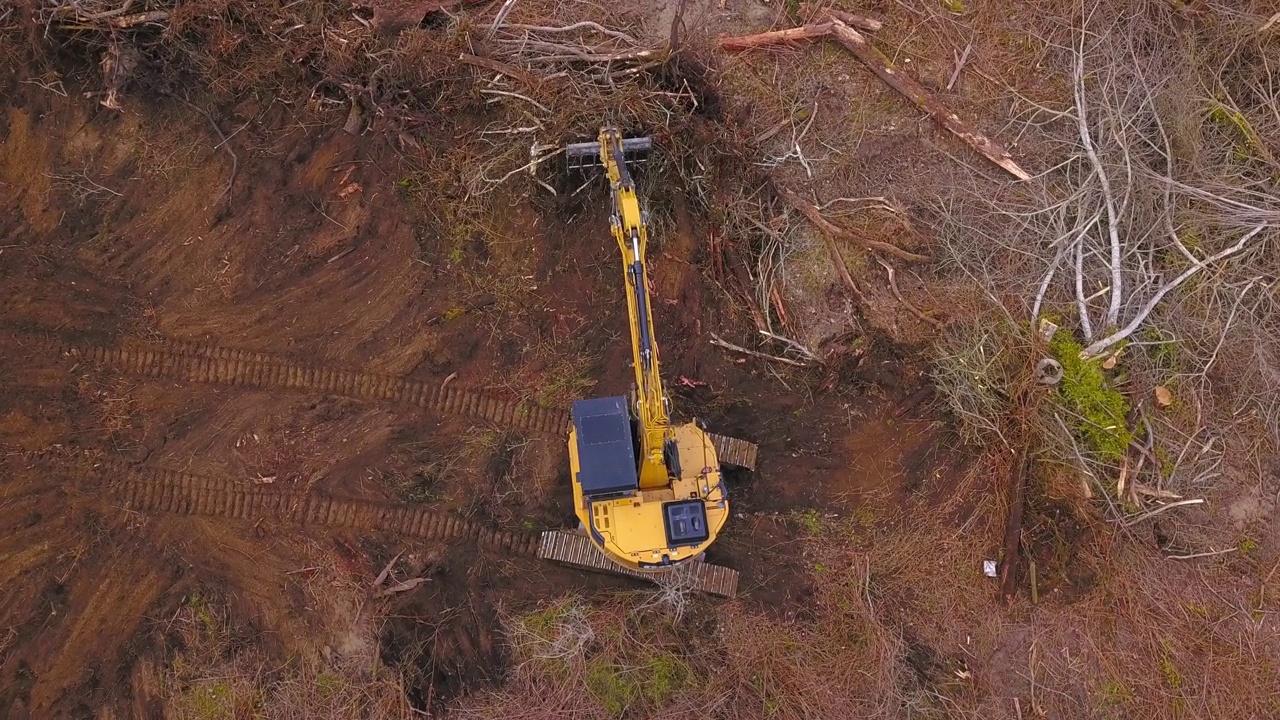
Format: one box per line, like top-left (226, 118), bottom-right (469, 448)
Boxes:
top-left (564, 131), bottom-right (652, 171)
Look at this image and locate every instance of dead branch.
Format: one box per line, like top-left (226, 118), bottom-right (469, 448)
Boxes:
top-left (513, 46), bottom-right (661, 65)
top-left (774, 182), bottom-right (928, 262)
top-left (877, 259), bottom-right (943, 329)
top-left (1122, 498), bottom-right (1206, 526)
top-left (503, 21), bottom-right (640, 45)
top-left (947, 41), bottom-right (973, 91)
top-left (1167, 547), bottom-right (1237, 561)
top-left (710, 333), bottom-right (808, 367)
top-left (780, 191), bottom-right (867, 304)
top-left (758, 329), bottom-right (821, 363)
top-left (822, 8), bottom-right (884, 32)
top-left (1081, 224), bottom-right (1269, 359)
top-left (767, 282), bottom-right (797, 338)
top-left (420, 0), bottom-right (490, 12)
top-left (1070, 41), bottom-right (1124, 330)
top-left (373, 551), bottom-right (403, 587)
top-left (458, 53), bottom-right (538, 87)
top-left (111, 10), bottom-right (167, 27)
top-left (825, 20), bottom-right (1031, 181)
top-left (487, 0), bottom-right (520, 38)
top-left (376, 577), bottom-right (430, 598)
top-left (999, 448), bottom-right (1031, 605)
top-left (718, 23), bottom-right (832, 52)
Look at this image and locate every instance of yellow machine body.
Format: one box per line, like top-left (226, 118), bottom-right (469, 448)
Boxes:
top-left (566, 128), bottom-right (728, 572)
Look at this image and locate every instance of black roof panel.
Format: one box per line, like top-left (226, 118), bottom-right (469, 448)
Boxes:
top-left (572, 396), bottom-right (639, 497)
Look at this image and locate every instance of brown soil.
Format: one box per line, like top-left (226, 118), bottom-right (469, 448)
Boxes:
top-left (0, 65), bottom-right (962, 715)
top-left (17, 2), bottom-right (1270, 716)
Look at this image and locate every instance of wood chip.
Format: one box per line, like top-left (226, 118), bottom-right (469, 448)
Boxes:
top-left (374, 551), bottom-right (404, 587)
top-left (376, 577), bottom-right (430, 597)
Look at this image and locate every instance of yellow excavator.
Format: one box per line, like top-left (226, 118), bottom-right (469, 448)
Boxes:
top-left (534, 128), bottom-right (746, 595)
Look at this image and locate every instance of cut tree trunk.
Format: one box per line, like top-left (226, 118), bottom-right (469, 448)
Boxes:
top-left (826, 20), bottom-right (1031, 181)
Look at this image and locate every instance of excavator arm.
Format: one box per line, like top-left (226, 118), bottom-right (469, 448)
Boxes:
top-left (596, 129), bottom-right (674, 490)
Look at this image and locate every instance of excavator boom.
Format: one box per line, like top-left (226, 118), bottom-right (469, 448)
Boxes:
top-left (598, 129), bottom-right (672, 489)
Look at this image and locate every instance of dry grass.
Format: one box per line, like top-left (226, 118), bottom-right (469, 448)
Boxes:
top-left (448, 473), bottom-right (1280, 719)
top-left (159, 588), bottom-right (412, 719)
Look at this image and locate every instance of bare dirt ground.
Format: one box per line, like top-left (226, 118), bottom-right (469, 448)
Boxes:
top-left (2, 0), bottom-right (1279, 718)
top-left (0, 53), bottom-right (949, 719)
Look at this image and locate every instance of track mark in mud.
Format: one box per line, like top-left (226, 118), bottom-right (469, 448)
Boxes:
top-left (33, 336), bottom-right (572, 435)
top-left (24, 335), bottom-right (760, 469)
top-left (50, 454), bottom-right (540, 556)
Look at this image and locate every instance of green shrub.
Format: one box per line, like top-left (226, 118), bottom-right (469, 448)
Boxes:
top-left (1049, 332), bottom-right (1132, 462)
top-left (586, 662), bottom-right (638, 716)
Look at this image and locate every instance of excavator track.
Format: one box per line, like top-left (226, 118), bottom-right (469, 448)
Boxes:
top-left (42, 452), bottom-right (741, 595)
top-left (58, 455), bottom-right (539, 556)
top-left (536, 530), bottom-right (739, 598)
top-left (26, 335), bottom-right (761, 471)
top-left (708, 433), bottom-right (758, 470)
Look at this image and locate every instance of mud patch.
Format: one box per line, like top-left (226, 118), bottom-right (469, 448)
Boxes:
top-left (378, 552), bottom-right (506, 712)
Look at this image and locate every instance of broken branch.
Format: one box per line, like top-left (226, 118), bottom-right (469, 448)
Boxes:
top-left (719, 23), bottom-right (832, 51)
top-left (775, 182), bottom-right (928, 262)
top-left (1122, 498), bottom-right (1206, 526)
top-left (825, 20), bottom-right (1030, 181)
top-left (376, 577), bottom-right (430, 598)
top-left (877, 259), bottom-right (943, 329)
top-left (710, 333), bottom-right (808, 367)
top-left (821, 8), bottom-right (884, 32)
top-left (758, 329), bottom-right (822, 363)
top-left (373, 551), bottom-right (403, 587)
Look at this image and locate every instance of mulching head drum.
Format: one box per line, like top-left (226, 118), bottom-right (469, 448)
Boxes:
top-left (564, 135), bottom-right (652, 171)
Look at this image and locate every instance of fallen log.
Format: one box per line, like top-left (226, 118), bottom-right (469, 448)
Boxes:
top-left (774, 182), bottom-right (928, 263)
top-left (826, 20), bottom-right (1031, 181)
top-left (719, 23), bottom-right (832, 51)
